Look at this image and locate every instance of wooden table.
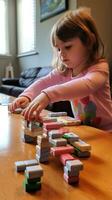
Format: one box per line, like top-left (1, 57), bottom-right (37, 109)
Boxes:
top-left (0, 105), bottom-right (112, 200)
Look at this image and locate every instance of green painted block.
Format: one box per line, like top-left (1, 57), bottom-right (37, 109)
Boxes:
top-left (63, 134), bottom-right (70, 139)
top-left (23, 179), bottom-right (41, 192)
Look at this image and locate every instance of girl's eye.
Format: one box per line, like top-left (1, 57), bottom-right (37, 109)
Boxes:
top-left (65, 45), bottom-right (72, 49)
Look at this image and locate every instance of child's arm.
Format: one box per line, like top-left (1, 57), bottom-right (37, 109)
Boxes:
top-left (42, 64), bottom-right (109, 102)
top-left (8, 69), bottom-right (67, 113)
top-left (19, 68), bottom-right (66, 101)
top-left (22, 63), bottom-right (109, 121)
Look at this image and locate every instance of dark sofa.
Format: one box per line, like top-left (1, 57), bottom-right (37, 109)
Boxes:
top-left (0, 67), bottom-right (52, 97)
top-left (0, 66), bottom-right (73, 117)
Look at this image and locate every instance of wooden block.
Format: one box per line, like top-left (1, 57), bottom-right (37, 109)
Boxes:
top-left (63, 173), bottom-right (79, 184)
top-left (63, 132), bottom-right (79, 142)
top-left (60, 153), bottom-right (76, 165)
top-left (50, 138), bottom-right (67, 147)
top-left (48, 130), bottom-right (64, 139)
top-left (43, 122), bottom-right (64, 130)
top-left (42, 116), bottom-right (57, 123)
top-left (15, 161), bottom-right (26, 172)
top-left (51, 145), bottom-right (74, 156)
top-left (66, 160), bottom-right (83, 172)
top-left (64, 166), bottom-right (79, 176)
top-left (57, 116), bottom-right (81, 126)
top-left (48, 112), bottom-right (67, 117)
top-left (25, 165), bottom-right (43, 179)
top-left (72, 139), bottom-right (91, 152)
top-left (15, 159), bottom-right (38, 172)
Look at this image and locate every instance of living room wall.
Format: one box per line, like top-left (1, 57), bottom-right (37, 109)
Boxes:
top-left (77, 0), bottom-right (112, 62)
top-left (18, 0), bottom-right (112, 73)
top-left (0, 0), bottom-right (112, 78)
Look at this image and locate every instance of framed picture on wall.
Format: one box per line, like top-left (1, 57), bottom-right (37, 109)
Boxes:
top-left (40, 0), bottom-right (68, 22)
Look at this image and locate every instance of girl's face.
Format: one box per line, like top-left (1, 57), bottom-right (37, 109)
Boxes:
top-left (55, 37), bottom-right (88, 70)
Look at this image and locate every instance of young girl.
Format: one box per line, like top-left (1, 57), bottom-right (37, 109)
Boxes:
top-left (9, 7), bottom-right (112, 131)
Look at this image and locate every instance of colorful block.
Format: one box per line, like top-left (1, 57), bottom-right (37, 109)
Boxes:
top-left (51, 145), bottom-right (74, 156)
top-left (72, 139), bottom-right (91, 152)
top-left (60, 153), bottom-right (76, 165)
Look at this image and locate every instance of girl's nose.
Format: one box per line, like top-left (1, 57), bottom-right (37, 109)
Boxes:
top-left (60, 49), bottom-right (66, 57)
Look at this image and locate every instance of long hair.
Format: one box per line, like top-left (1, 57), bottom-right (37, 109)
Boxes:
top-left (50, 7), bottom-right (104, 73)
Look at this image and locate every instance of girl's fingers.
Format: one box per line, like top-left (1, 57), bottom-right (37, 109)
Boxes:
top-left (8, 98), bottom-right (29, 113)
top-left (22, 104), bottom-right (37, 121)
top-left (22, 94), bottom-right (47, 121)
top-left (9, 103), bottom-right (16, 112)
top-left (22, 103), bottom-right (42, 121)
top-left (20, 100), bottom-right (29, 108)
top-left (34, 105), bottom-right (42, 121)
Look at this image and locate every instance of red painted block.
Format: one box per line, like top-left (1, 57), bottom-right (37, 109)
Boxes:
top-left (43, 122), bottom-right (64, 130)
top-left (51, 145), bottom-right (74, 156)
top-left (58, 127), bottom-right (70, 134)
top-left (60, 153), bottom-right (76, 165)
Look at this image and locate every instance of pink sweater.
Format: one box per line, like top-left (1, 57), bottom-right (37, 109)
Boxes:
top-left (21, 61), bottom-right (112, 131)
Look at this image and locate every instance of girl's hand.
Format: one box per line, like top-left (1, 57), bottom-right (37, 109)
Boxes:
top-left (8, 96), bottom-right (30, 113)
top-left (22, 92), bottom-right (50, 121)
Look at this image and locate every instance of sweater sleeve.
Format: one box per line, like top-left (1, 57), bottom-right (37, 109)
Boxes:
top-left (19, 68), bottom-right (67, 100)
top-left (42, 63), bottom-right (109, 103)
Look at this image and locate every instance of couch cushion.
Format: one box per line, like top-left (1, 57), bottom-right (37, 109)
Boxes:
top-left (2, 78), bottom-right (20, 86)
top-left (0, 85), bottom-right (13, 95)
top-left (19, 77), bottom-right (37, 88)
top-left (19, 66), bottom-right (52, 87)
top-left (36, 66), bottom-right (52, 79)
top-left (11, 86), bottom-right (26, 97)
top-left (19, 67), bottom-right (41, 87)
top-left (20, 67), bottom-right (41, 78)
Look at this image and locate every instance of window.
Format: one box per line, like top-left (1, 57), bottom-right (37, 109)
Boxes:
top-left (0, 0), bottom-right (9, 55)
top-left (17, 0), bottom-right (36, 56)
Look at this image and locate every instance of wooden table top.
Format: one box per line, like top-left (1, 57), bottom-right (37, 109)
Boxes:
top-left (0, 105), bottom-right (112, 200)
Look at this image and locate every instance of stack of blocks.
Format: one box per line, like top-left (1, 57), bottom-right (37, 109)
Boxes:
top-left (43, 112), bottom-right (67, 129)
top-left (63, 159), bottom-right (83, 184)
top-left (43, 115), bottom-right (81, 134)
top-left (23, 165), bottom-right (43, 192)
top-left (49, 129), bottom-right (67, 147)
top-left (15, 159), bottom-right (43, 192)
top-left (36, 134), bottom-right (50, 163)
top-left (22, 120), bottom-right (43, 144)
top-left (17, 111), bottom-right (92, 188)
top-left (41, 112), bottom-right (91, 184)
top-left (42, 114), bottom-right (83, 184)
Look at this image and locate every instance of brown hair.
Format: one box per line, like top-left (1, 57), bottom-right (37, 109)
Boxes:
top-left (50, 7), bottom-right (104, 72)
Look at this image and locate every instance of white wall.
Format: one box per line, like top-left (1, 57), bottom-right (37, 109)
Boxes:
top-left (77, 0), bottom-right (112, 61)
